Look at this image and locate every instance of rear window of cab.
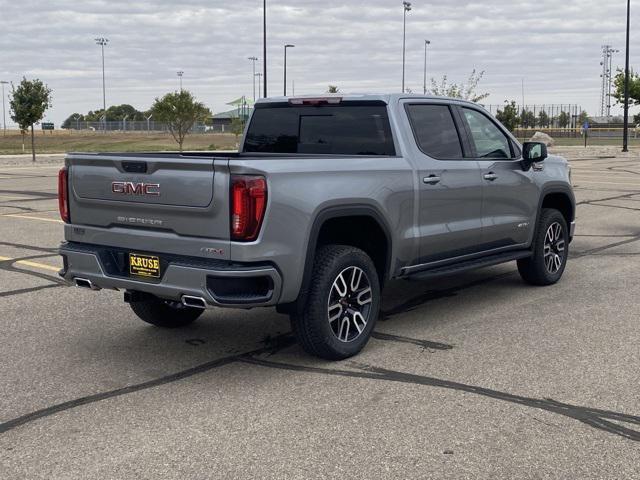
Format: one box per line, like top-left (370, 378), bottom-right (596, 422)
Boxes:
top-left (243, 102), bottom-right (396, 156)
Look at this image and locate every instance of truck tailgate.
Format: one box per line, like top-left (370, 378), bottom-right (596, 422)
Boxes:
top-left (67, 153), bottom-right (230, 240)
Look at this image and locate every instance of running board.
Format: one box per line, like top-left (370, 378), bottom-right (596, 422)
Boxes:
top-left (405, 250), bottom-right (532, 281)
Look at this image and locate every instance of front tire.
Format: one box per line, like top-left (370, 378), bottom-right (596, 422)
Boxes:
top-left (129, 295), bottom-right (203, 328)
top-left (518, 208), bottom-right (569, 286)
top-left (292, 245), bottom-right (381, 360)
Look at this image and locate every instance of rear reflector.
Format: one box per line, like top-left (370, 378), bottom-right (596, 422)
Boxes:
top-left (288, 97), bottom-right (342, 105)
top-left (58, 167), bottom-right (70, 223)
top-left (230, 175), bottom-right (267, 241)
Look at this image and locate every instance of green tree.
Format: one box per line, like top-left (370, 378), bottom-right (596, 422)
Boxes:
top-left (9, 77), bottom-right (52, 162)
top-left (150, 90), bottom-right (210, 152)
top-left (430, 69), bottom-right (489, 103)
top-left (557, 111), bottom-right (570, 128)
top-left (64, 104), bottom-right (147, 127)
top-left (495, 101), bottom-right (519, 132)
top-left (578, 110), bottom-right (590, 125)
top-left (327, 85), bottom-right (339, 93)
top-left (537, 111), bottom-right (550, 128)
top-left (61, 113), bottom-right (84, 129)
top-left (230, 116), bottom-right (245, 146)
top-left (105, 104), bottom-right (147, 121)
top-left (613, 69), bottom-right (640, 107)
top-left (520, 110), bottom-right (536, 129)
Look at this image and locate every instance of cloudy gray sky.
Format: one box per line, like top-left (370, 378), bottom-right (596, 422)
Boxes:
top-left (0, 0), bottom-right (637, 124)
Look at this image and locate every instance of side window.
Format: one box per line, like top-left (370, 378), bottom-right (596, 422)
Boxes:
top-left (405, 104), bottom-right (464, 159)
top-left (462, 108), bottom-right (513, 159)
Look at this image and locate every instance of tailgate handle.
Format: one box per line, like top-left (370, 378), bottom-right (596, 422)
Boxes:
top-left (122, 161), bottom-right (148, 173)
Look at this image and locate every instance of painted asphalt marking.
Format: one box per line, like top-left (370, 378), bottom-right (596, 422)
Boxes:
top-left (0, 194), bottom-right (27, 200)
top-left (573, 170), bottom-right (639, 175)
top-left (0, 213), bottom-right (63, 223)
top-left (0, 255), bottom-right (61, 272)
top-left (0, 165), bottom-right (63, 171)
top-left (574, 180), bottom-right (640, 187)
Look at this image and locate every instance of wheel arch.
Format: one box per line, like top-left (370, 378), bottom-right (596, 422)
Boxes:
top-left (536, 185), bottom-right (575, 240)
top-left (278, 204), bottom-right (393, 314)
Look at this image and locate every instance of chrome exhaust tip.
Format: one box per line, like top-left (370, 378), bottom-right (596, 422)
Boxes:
top-left (74, 277), bottom-right (101, 290)
top-left (181, 295), bottom-right (207, 309)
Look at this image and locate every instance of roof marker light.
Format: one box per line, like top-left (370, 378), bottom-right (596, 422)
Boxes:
top-left (289, 97), bottom-right (343, 106)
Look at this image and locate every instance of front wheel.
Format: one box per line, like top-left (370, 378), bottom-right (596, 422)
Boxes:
top-left (292, 245), bottom-right (381, 360)
top-left (518, 208), bottom-right (569, 286)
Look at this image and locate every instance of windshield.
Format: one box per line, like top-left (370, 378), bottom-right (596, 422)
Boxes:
top-left (243, 103), bottom-right (396, 156)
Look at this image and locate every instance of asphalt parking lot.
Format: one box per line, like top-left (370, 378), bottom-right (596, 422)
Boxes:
top-left (1, 148), bottom-right (639, 479)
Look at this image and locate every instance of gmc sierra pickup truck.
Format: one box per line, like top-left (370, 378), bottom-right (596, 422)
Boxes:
top-left (58, 94), bottom-right (575, 360)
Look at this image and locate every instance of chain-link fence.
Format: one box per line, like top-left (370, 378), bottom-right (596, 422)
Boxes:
top-left (512, 127), bottom-right (639, 139)
top-left (61, 120), bottom-right (231, 134)
top-left (483, 104), bottom-right (585, 129)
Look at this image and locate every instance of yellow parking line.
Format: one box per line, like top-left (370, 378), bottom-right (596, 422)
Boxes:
top-left (0, 255), bottom-right (60, 272)
top-left (0, 213), bottom-right (63, 223)
top-left (16, 260), bottom-right (61, 272)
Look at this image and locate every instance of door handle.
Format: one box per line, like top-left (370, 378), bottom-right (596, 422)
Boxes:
top-left (483, 172), bottom-right (498, 181)
top-left (423, 175), bottom-right (441, 185)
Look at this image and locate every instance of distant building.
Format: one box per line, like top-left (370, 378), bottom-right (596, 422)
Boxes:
top-left (590, 116), bottom-right (624, 126)
top-left (209, 96), bottom-right (253, 131)
top-left (210, 108), bottom-right (252, 129)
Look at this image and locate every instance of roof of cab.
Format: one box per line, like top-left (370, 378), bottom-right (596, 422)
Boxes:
top-left (256, 93), bottom-right (479, 107)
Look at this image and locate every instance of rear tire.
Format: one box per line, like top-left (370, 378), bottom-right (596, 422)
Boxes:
top-left (518, 208), bottom-right (569, 286)
top-left (129, 295), bottom-right (203, 328)
top-left (291, 245), bottom-right (380, 360)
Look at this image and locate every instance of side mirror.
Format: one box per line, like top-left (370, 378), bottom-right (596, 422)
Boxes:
top-left (521, 142), bottom-right (548, 170)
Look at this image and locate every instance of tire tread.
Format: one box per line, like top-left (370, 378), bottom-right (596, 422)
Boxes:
top-left (294, 245), bottom-right (379, 360)
top-left (518, 208), bottom-right (568, 286)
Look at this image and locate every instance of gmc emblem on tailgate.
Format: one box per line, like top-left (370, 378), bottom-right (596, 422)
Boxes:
top-left (111, 181), bottom-right (160, 196)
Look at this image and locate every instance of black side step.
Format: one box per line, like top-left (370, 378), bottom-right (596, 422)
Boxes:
top-left (405, 250), bottom-right (532, 281)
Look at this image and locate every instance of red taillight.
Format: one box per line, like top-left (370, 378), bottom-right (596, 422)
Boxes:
top-left (230, 175), bottom-right (267, 241)
top-left (58, 167), bottom-right (70, 223)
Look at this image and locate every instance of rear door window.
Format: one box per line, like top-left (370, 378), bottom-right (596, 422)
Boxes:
top-left (243, 103), bottom-right (395, 155)
top-left (405, 104), bottom-right (464, 159)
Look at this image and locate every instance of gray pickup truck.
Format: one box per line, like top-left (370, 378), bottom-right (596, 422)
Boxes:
top-left (58, 94), bottom-right (575, 360)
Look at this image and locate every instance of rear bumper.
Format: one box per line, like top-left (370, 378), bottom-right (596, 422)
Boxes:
top-left (59, 242), bottom-right (282, 308)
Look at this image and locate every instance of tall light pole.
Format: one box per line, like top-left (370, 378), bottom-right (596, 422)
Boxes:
top-left (0, 80), bottom-right (8, 136)
top-left (255, 71), bottom-right (263, 98)
top-left (263, 0), bottom-right (267, 98)
top-left (622, 0), bottom-right (631, 152)
top-left (95, 37), bottom-right (108, 132)
top-left (423, 40), bottom-right (431, 95)
top-left (248, 56), bottom-right (258, 101)
top-left (177, 71), bottom-right (184, 91)
top-left (402, 2), bottom-right (412, 93)
top-left (284, 44), bottom-right (295, 96)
